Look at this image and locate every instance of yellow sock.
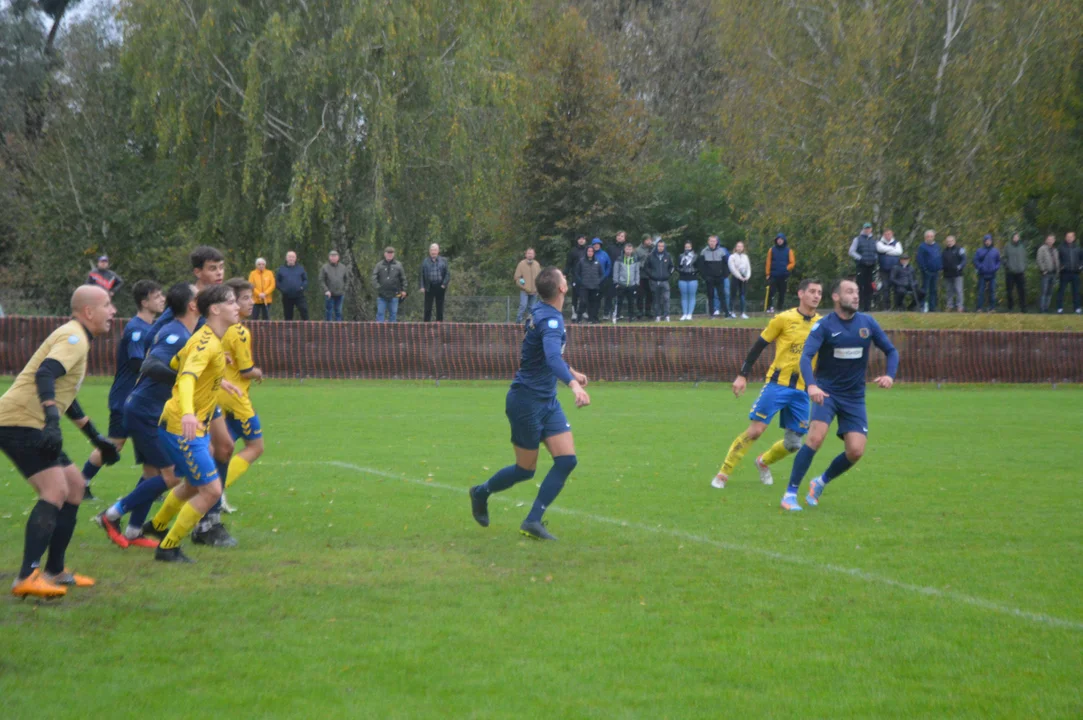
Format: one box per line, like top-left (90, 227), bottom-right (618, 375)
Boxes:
top-left (720, 431), bottom-right (754, 476)
top-left (761, 439), bottom-right (791, 466)
top-left (151, 490), bottom-right (185, 532)
top-left (159, 503), bottom-right (204, 550)
top-left (225, 456), bottom-right (251, 489)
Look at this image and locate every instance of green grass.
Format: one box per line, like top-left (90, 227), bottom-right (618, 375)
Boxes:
top-left (633, 311), bottom-right (1083, 332)
top-left (2, 379), bottom-right (1081, 718)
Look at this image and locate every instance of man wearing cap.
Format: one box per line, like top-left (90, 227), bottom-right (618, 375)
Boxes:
top-left (320, 250), bottom-right (349, 321)
top-left (889, 253), bottom-right (922, 310)
top-left (973, 234), bottom-right (1001, 312)
top-left (372, 247), bottom-right (407, 322)
top-left (87, 256), bottom-right (123, 297)
top-left (916, 229), bottom-right (942, 312)
top-left (848, 223), bottom-right (879, 311)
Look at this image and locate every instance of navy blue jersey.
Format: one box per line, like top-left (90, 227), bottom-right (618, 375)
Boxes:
top-left (510, 303), bottom-right (574, 399)
top-left (107, 316), bottom-right (153, 411)
top-left (126, 320), bottom-right (192, 417)
top-left (146, 307), bottom-right (204, 354)
top-left (800, 312), bottom-right (899, 397)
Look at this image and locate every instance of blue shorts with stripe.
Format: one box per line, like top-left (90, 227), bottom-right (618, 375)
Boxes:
top-left (505, 387), bottom-right (570, 451)
top-left (748, 382), bottom-right (810, 435)
top-left (159, 428), bottom-right (220, 487)
top-left (810, 393), bottom-right (868, 438)
top-left (123, 404), bottom-right (171, 469)
top-left (225, 412), bottom-right (263, 442)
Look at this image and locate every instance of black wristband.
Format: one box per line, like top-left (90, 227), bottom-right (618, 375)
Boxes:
top-left (80, 419), bottom-right (100, 441)
top-left (44, 405), bottom-right (61, 424)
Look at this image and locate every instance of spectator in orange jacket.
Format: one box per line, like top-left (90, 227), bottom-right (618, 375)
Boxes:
top-left (248, 257), bottom-right (276, 320)
top-left (765, 233), bottom-right (795, 314)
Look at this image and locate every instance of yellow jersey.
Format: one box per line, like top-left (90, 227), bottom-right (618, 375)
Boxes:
top-left (760, 308), bottom-right (821, 391)
top-left (0, 320), bottom-right (90, 428)
top-left (219, 323), bottom-right (256, 419)
top-left (160, 325), bottom-right (227, 436)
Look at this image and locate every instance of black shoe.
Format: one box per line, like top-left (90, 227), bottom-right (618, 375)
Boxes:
top-left (155, 546), bottom-right (194, 563)
top-left (469, 485), bottom-right (490, 527)
top-left (192, 522), bottom-right (238, 548)
top-left (519, 519), bottom-right (557, 541)
top-left (83, 483), bottom-right (96, 501)
top-left (142, 521), bottom-right (168, 540)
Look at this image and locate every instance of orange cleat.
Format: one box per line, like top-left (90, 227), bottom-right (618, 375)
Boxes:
top-left (44, 569), bottom-right (95, 587)
top-left (128, 536), bottom-right (160, 549)
top-left (93, 511), bottom-right (130, 549)
top-left (11, 569), bottom-right (67, 598)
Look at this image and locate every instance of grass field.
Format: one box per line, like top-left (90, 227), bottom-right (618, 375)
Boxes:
top-left (1, 378), bottom-right (1081, 718)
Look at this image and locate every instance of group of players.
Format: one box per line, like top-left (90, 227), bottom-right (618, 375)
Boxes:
top-left (2, 246), bottom-right (266, 598)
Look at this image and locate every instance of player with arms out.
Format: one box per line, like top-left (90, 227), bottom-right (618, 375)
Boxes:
top-left (781, 278), bottom-right (900, 511)
top-left (1, 286), bottom-right (119, 597)
top-left (469, 267), bottom-right (590, 541)
top-left (713, 278), bottom-right (823, 489)
top-left (146, 285), bottom-right (241, 562)
top-left (80, 279), bottom-right (164, 499)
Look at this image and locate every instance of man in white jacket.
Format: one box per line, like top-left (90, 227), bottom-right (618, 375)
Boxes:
top-left (728, 241), bottom-right (752, 318)
top-left (876, 229), bottom-right (903, 309)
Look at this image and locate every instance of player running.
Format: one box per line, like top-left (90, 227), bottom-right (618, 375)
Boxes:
top-left (781, 278), bottom-right (900, 511)
top-left (1, 286), bottom-right (118, 598)
top-left (713, 278), bottom-right (822, 489)
top-left (80, 280), bottom-right (164, 499)
top-left (469, 267), bottom-right (590, 541)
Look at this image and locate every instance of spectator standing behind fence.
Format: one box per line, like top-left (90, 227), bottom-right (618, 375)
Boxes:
top-left (372, 247), bottom-right (407, 322)
top-left (420, 243), bottom-right (450, 322)
top-left (634, 234), bottom-right (654, 318)
top-left (612, 242), bottom-right (639, 323)
top-left (276, 250), bottom-right (309, 320)
top-left (320, 250), bottom-right (349, 322)
top-left (973, 234), bottom-right (1000, 312)
top-left (765, 233), bottom-right (795, 314)
top-left (890, 254), bottom-right (922, 310)
top-left (1037, 234), bottom-right (1059, 313)
top-left (916, 230), bottom-right (941, 312)
top-left (248, 258), bottom-right (275, 320)
top-left (698, 235), bottom-right (728, 318)
top-left (1056, 231), bottom-right (1082, 314)
top-left (728, 240), bottom-right (751, 318)
top-left (876, 229), bottom-right (903, 309)
top-left (87, 255), bottom-right (123, 297)
top-left (603, 232), bottom-right (626, 320)
top-left (677, 241), bottom-right (699, 321)
top-left (849, 223), bottom-right (879, 311)
top-left (514, 248), bottom-right (542, 323)
top-left (576, 245), bottom-right (604, 323)
top-left (941, 235), bottom-right (966, 312)
top-left (644, 238), bottom-right (674, 322)
top-left (565, 236), bottom-right (588, 322)
top-left (1003, 233), bottom-right (1028, 313)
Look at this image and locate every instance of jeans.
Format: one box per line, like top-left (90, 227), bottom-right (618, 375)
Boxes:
top-left (1039, 273), bottom-right (1056, 312)
top-left (283, 294), bottom-right (309, 321)
top-left (1056, 272), bottom-right (1081, 311)
top-left (856, 264), bottom-right (876, 311)
top-left (730, 279), bottom-right (747, 314)
top-left (376, 296), bottom-right (399, 322)
top-left (921, 271), bottom-right (939, 311)
top-left (650, 280), bottom-right (670, 317)
top-left (976, 275), bottom-right (996, 311)
top-left (516, 291), bottom-right (537, 323)
top-left (944, 276), bottom-right (964, 311)
top-left (423, 284), bottom-right (445, 321)
top-left (252, 303), bottom-right (270, 321)
top-left (325, 294), bottom-right (344, 321)
top-left (768, 276), bottom-right (787, 310)
top-left (1005, 272), bottom-right (1025, 312)
top-left (678, 279), bottom-right (698, 316)
top-left (615, 286), bottom-right (637, 320)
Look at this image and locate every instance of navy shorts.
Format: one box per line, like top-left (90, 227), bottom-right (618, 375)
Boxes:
top-left (108, 408), bottom-right (129, 439)
top-left (748, 382), bottom-right (810, 435)
top-left (506, 388), bottom-right (571, 451)
top-left (810, 393), bottom-right (868, 438)
top-left (124, 406), bottom-right (171, 469)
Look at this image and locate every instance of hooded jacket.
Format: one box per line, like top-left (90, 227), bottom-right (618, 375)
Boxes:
top-left (643, 249), bottom-right (675, 282)
top-left (576, 255), bottom-right (604, 290)
top-left (766, 240), bottom-right (795, 279)
top-left (613, 253), bottom-right (640, 287)
top-left (973, 244), bottom-right (1001, 277)
top-left (592, 246), bottom-right (612, 280)
top-left (697, 244), bottom-right (728, 278)
top-left (1003, 240), bottom-right (1028, 274)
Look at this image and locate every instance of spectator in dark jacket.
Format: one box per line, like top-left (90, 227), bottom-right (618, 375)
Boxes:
top-left (677, 241), bottom-right (699, 320)
top-left (644, 239), bottom-right (675, 321)
top-left (876, 229), bottom-right (903, 309)
top-left (576, 245), bottom-right (604, 322)
top-left (320, 250), bottom-right (349, 321)
top-left (1056, 231), bottom-right (1082, 314)
top-left (603, 231), bottom-right (627, 319)
top-left (973, 234), bottom-right (1001, 312)
top-left (612, 242), bottom-right (639, 322)
top-left (765, 233), bottom-right (795, 313)
top-left (87, 255), bottom-right (123, 297)
top-left (941, 235), bottom-right (967, 312)
top-left (276, 250), bottom-right (309, 320)
top-left (889, 255), bottom-right (922, 310)
top-left (634, 234), bottom-right (654, 318)
top-left (565, 236), bottom-right (589, 321)
top-left (1037, 234), bottom-right (1059, 313)
top-left (916, 230), bottom-right (942, 312)
top-left (371, 246), bottom-right (407, 322)
top-left (848, 222), bottom-right (879, 311)
top-left (1003, 233), bottom-right (1028, 313)
top-left (697, 235), bottom-right (729, 317)
top-left (420, 243), bottom-right (450, 321)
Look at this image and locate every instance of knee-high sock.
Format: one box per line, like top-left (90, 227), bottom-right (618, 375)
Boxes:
top-left (106, 475), bottom-right (165, 521)
top-left (151, 490), bottom-right (186, 532)
top-left (225, 456), bottom-right (250, 489)
top-left (787, 445), bottom-right (818, 494)
top-left (477, 464), bottom-right (535, 498)
top-left (760, 439), bottom-right (791, 466)
top-left (821, 452), bottom-right (854, 484)
top-left (159, 503), bottom-right (204, 550)
top-left (526, 455), bottom-right (577, 523)
top-left (82, 459), bottom-right (102, 482)
top-left (44, 502), bottom-right (79, 575)
top-left (20, 500), bottom-right (59, 579)
top-left (720, 431), bottom-right (754, 476)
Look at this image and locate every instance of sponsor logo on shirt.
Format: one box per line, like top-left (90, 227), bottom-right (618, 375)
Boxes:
top-left (833, 347), bottom-right (863, 359)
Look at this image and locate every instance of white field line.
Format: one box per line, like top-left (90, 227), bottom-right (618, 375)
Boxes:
top-left (282, 459), bottom-right (1083, 632)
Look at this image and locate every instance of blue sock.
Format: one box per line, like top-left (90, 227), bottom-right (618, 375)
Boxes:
top-left (787, 445), bottom-right (817, 494)
top-left (478, 465), bottom-right (535, 498)
top-left (821, 452), bottom-right (853, 484)
top-left (82, 460), bottom-right (101, 482)
top-left (113, 475), bottom-right (166, 517)
top-left (526, 455), bottom-right (577, 523)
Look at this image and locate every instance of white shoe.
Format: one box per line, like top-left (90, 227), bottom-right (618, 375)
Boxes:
top-left (711, 474), bottom-right (727, 489)
top-left (712, 310), bottom-right (720, 317)
top-left (221, 493), bottom-right (237, 514)
top-left (571, 312), bottom-right (578, 321)
top-left (655, 316), bottom-right (662, 322)
top-left (1057, 308), bottom-right (1064, 314)
top-left (612, 316), bottom-right (618, 324)
top-left (1077, 309), bottom-right (1082, 314)
top-left (740, 313), bottom-right (749, 319)
top-left (665, 316), bottom-right (671, 322)
top-left (754, 455), bottom-right (774, 485)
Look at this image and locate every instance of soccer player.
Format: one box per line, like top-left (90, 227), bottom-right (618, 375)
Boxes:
top-left (217, 277), bottom-right (265, 510)
top-left (147, 284), bottom-right (240, 562)
top-left (781, 278), bottom-right (900, 511)
top-left (1, 286), bottom-right (119, 598)
top-left (80, 279), bottom-right (164, 499)
top-left (713, 278), bottom-right (823, 489)
top-left (468, 267), bottom-right (590, 541)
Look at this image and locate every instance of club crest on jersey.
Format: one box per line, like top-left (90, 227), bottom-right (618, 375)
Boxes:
top-left (166, 334), bottom-right (180, 345)
top-left (548, 319), bottom-right (559, 329)
top-left (68, 334), bottom-right (80, 344)
top-left (132, 331), bottom-right (142, 342)
top-left (859, 327), bottom-right (870, 338)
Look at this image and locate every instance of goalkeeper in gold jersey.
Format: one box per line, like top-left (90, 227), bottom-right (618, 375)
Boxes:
top-left (145, 285), bottom-right (242, 563)
top-left (712, 278), bottom-right (823, 489)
